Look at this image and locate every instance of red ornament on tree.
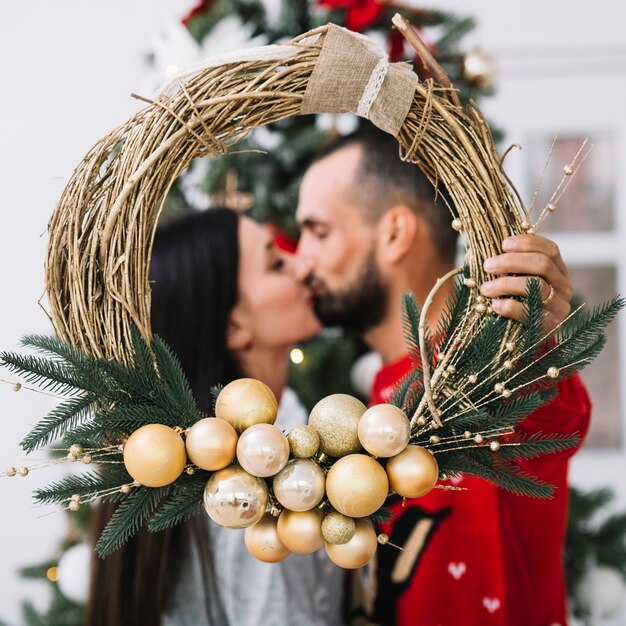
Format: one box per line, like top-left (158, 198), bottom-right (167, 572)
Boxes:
top-left (318, 0), bottom-right (385, 32)
top-left (181, 0), bottom-right (212, 26)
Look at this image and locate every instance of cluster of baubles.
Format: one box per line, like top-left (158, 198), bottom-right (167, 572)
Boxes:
top-left (121, 378), bottom-right (439, 569)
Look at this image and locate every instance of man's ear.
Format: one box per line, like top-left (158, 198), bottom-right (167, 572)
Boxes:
top-left (226, 307), bottom-right (253, 351)
top-left (377, 205), bottom-right (419, 264)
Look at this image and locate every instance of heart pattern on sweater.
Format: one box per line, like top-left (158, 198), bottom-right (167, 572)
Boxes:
top-left (447, 562), bottom-right (466, 580)
top-left (482, 597), bottom-right (501, 613)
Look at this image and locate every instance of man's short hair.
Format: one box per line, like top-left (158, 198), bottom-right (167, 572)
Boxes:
top-left (312, 125), bottom-right (458, 262)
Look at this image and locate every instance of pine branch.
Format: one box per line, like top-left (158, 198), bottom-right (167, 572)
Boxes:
top-left (152, 335), bottom-right (203, 424)
top-left (478, 432), bottom-right (580, 463)
top-left (34, 466), bottom-right (131, 505)
top-left (20, 395), bottom-right (95, 453)
top-left (558, 296), bottom-right (624, 353)
top-left (401, 292), bottom-right (428, 368)
top-left (130, 326), bottom-right (158, 376)
top-left (0, 351), bottom-right (84, 396)
top-left (368, 506), bottom-right (393, 525)
top-left (436, 453), bottom-right (555, 498)
top-left (388, 371), bottom-right (416, 408)
top-left (96, 487), bottom-right (166, 558)
top-left (21, 334), bottom-right (99, 370)
top-left (520, 278), bottom-right (545, 352)
top-left (210, 383), bottom-right (224, 414)
top-left (148, 476), bottom-right (208, 532)
top-left (436, 268), bottom-right (472, 354)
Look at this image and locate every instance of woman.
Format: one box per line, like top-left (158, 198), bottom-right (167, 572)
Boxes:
top-left (87, 208), bottom-right (345, 626)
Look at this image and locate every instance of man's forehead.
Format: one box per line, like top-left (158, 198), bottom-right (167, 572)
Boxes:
top-left (297, 147), bottom-right (364, 223)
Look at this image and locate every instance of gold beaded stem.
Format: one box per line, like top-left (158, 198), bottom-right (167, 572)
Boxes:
top-left (435, 303), bottom-right (586, 421)
top-left (0, 378), bottom-right (65, 399)
top-left (528, 136), bottom-right (558, 217)
top-left (424, 426), bottom-right (513, 448)
top-left (547, 139), bottom-right (590, 206)
top-left (434, 484), bottom-right (467, 491)
top-left (534, 140), bottom-right (592, 230)
top-left (411, 266), bottom-right (464, 429)
top-left (2, 445), bottom-right (124, 478)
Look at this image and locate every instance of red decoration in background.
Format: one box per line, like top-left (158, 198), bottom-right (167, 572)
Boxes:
top-left (317, 0), bottom-right (438, 78)
top-left (181, 0), bottom-right (212, 26)
top-left (265, 223), bottom-right (298, 254)
top-left (318, 0), bottom-right (385, 31)
top-left (387, 29), bottom-right (405, 62)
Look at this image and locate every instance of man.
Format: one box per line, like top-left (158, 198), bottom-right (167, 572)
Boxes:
top-left (296, 128), bottom-right (590, 626)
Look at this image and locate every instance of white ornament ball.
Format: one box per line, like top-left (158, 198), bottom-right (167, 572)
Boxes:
top-left (357, 404), bottom-right (410, 457)
top-left (236, 423), bottom-right (290, 477)
top-left (57, 542), bottom-right (92, 604)
top-left (203, 465), bottom-right (268, 528)
top-left (350, 351), bottom-right (382, 398)
top-left (272, 458), bottom-right (326, 512)
top-left (576, 565), bottom-right (626, 620)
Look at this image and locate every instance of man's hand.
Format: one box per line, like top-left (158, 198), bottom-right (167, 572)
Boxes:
top-left (479, 234), bottom-right (573, 333)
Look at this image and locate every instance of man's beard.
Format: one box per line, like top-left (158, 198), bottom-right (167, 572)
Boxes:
top-left (313, 249), bottom-right (388, 334)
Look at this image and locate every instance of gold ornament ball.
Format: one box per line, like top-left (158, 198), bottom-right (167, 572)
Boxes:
top-left (68, 500), bottom-right (80, 512)
top-left (6, 467), bottom-right (16, 477)
top-left (321, 511), bottom-right (356, 545)
top-left (357, 404), bottom-right (410, 458)
top-left (236, 423), bottom-right (290, 478)
top-left (287, 425), bottom-right (320, 458)
top-left (18, 467), bottom-right (29, 477)
top-left (308, 394), bottom-right (365, 457)
top-left (244, 513), bottom-right (291, 563)
top-left (273, 459), bottom-right (326, 511)
top-left (277, 508), bottom-right (325, 554)
top-left (386, 445), bottom-right (438, 499)
top-left (185, 417), bottom-right (238, 471)
top-left (325, 519), bottom-right (378, 569)
top-left (215, 378), bottom-right (277, 433)
top-left (326, 454), bottom-right (389, 518)
top-left (462, 47), bottom-right (497, 90)
top-left (123, 424), bottom-right (187, 487)
top-left (203, 465), bottom-right (268, 529)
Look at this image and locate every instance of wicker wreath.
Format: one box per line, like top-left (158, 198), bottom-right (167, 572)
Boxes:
top-left (45, 17), bottom-right (524, 370)
top-left (4, 16), bottom-right (611, 564)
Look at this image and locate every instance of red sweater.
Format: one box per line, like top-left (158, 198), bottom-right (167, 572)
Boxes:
top-left (363, 355), bottom-right (591, 626)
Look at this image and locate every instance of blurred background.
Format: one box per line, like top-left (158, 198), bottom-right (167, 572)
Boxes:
top-left (1, 1), bottom-right (625, 624)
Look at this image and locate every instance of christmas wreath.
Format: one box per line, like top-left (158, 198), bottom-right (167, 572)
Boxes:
top-left (1, 17), bottom-right (621, 568)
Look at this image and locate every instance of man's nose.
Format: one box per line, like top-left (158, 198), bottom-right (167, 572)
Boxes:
top-left (289, 252), bottom-right (315, 283)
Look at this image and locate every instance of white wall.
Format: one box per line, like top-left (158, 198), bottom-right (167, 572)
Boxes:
top-left (0, 2), bottom-right (196, 621)
top-left (0, 1), bottom-right (624, 623)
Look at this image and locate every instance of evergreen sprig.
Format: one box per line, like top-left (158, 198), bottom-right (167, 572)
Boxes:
top-left (96, 486), bottom-right (166, 557)
top-left (395, 279), bottom-right (622, 499)
top-left (148, 474), bottom-right (209, 532)
top-left (0, 329), bottom-right (207, 455)
top-left (34, 467), bottom-right (132, 506)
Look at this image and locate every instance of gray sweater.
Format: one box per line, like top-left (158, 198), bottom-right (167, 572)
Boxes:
top-left (163, 389), bottom-right (346, 626)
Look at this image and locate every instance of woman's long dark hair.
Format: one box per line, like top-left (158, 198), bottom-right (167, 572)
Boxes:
top-left (86, 208), bottom-right (242, 626)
